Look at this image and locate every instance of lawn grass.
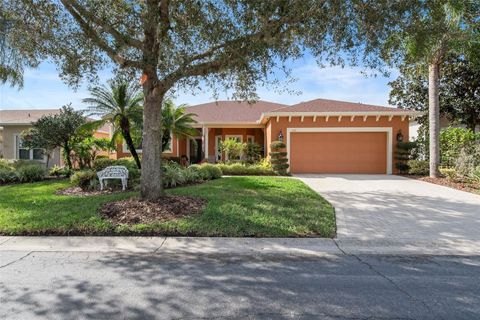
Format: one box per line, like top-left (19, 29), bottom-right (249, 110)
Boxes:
top-left (0, 177), bottom-right (336, 237)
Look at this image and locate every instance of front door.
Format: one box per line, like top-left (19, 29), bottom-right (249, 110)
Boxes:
top-left (189, 138), bottom-right (203, 164)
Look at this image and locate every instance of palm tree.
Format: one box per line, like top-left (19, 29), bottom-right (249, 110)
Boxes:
top-left (83, 82), bottom-right (143, 169)
top-left (391, 0), bottom-right (479, 177)
top-left (161, 100), bottom-right (198, 152)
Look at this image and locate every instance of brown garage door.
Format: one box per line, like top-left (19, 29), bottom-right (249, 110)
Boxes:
top-left (290, 132), bottom-right (387, 174)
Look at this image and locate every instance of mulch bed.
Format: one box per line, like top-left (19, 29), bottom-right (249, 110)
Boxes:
top-left (56, 187), bottom-right (125, 197)
top-left (406, 175), bottom-right (480, 195)
top-left (98, 195), bottom-right (206, 225)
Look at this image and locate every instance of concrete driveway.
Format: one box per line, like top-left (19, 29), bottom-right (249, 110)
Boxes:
top-left (296, 174), bottom-right (480, 247)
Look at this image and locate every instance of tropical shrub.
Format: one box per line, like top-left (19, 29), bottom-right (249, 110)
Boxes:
top-left (244, 142), bottom-right (263, 163)
top-left (162, 161), bottom-right (187, 187)
top-left (49, 165), bottom-right (71, 177)
top-left (455, 148), bottom-right (478, 179)
top-left (216, 162), bottom-right (275, 176)
top-left (440, 127), bottom-right (480, 167)
top-left (0, 167), bottom-right (17, 184)
top-left (16, 164), bottom-right (46, 182)
top-left (0, 159), bottom-right (13, 170)
top-left (439, 167), bottom-right (457, 180)
top-left (70, 170), bottom-right (97, 190)
top-left (407, 160), bottom-right (429, 176)
top-left (220, 139), bottom-right (246, 161)
top-left (269, 141), bottom-right (289, 175)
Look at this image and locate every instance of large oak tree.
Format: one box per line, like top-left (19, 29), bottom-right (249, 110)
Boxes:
top-left (1, 0), bottom-right (412, 200)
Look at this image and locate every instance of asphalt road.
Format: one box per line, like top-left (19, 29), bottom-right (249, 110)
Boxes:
top-left (1, 251), bottom-right (479, 320)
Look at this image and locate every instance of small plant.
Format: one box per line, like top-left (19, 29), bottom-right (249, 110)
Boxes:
top-left (49, 165), bottom-right (71, 177)
top-left (269, 141), bottom-right (289, 175)
top-left (16, 164), bottom-right (46, 182)
top-left (162, 161), bottom-right (186, 187)
top-left (70, 170), bottom-right (97, 190)
top-left (439, 167), bottom-right (457, 180)
top-left (220, 139), bottom-right (246, 161)
top-left (244, 142), bottom-right (263, 163)
top-left (395, 141), bottom-right (417, 174)
top-left (407, 160), bottom-right (429, 176)
top-left (0, 167), bottom-right (17, 184)
top-left (199, 163), bottom-right (222, 180)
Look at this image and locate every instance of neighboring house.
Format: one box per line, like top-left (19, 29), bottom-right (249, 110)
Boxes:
top-left (118, 98), bottom-right (418, 174)
top-left (0, 109), bottom-right (63, 167)
top-left (0, 109), bottom-right (112, 168)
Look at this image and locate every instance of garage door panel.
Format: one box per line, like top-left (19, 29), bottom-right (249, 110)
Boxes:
top-left (290, 132), bottom-right (387, 174)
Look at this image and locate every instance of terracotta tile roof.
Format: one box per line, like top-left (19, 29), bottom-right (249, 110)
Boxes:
top-left (0, 109), bottom-right (61, 124)
top-left (271, 98), bottom-right (404, 113)
top-left (186, 100), bottom-right (287, 123)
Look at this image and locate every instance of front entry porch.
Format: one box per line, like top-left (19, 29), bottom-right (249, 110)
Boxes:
top-left (178, 127), bottom-right (265, 163)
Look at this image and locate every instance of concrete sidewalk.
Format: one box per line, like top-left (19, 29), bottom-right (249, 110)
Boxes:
top-left (1, 236), bottom-right (479, 256)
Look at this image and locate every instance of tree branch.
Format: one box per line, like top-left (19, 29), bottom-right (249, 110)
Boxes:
top-left (60, 0), bottom-right (143, 69)
top-left (66, 0), bottom-right (143, 50)
top-left (159, 0), bottom-right (171, 39)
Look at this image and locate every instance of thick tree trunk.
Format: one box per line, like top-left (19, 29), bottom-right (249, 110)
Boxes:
top-left (63, 144), bottom-right (73, 170)
top-left (428, 63), bottom-right (440, 178)
top-left (140, 77), bottom-right (165, 201)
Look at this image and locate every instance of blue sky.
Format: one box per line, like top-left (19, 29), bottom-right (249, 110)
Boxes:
top-left (0, 58), bottom-right (399, 111)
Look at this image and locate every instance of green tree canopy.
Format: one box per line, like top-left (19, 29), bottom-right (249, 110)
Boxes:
top-left (389, 55), bottom-right (480, 132)
top-left (21, 105), bottom-right (86, 170)
top-left (2, 0), bottom-right (416, 200)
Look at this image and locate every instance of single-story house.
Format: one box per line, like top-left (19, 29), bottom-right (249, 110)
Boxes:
top-left (0, 109), bottom-right (111, 167)
top-left (118, 98), bottom-right (418, 174)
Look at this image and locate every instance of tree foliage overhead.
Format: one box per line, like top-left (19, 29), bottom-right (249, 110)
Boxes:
top-left (1, 0), bottom-right (420, 199)
top-left (389, 55), bottom-right (480, 132)
top-left (2, 0), bottom-right (410, 94)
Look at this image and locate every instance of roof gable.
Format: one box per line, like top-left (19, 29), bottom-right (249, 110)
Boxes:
top-left (0, 109), bottom-right (61, 125)
top-left (186, 100), bottom-right (287, 124)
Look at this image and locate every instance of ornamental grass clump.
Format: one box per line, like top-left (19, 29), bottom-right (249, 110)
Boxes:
top-left (269, 141), bottom-right (289, 175)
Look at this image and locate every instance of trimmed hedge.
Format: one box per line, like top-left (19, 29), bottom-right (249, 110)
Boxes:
top-left (16, 165), bottom-right (46, 182)
top-left (407, 160), bottom-right (429, 176)
top-left (216, 163), bottom-right (275, 176)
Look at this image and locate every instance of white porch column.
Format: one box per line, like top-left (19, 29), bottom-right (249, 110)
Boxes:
top-left (203, 126), bottom-right (209, 160)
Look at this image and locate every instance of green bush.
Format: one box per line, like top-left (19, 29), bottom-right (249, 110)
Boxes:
top-left (16, 164), bottom-right (46, 182)
top-left (440, 127), bottom-right (480, 167)
top-left (183, 167), bottom-right (201, 183)
top-left (440, 167), bottom-right (457, 180)
top-left (269, 141), bottom-right (289, 175)
top-left (407, 160), bottom-right (429, 176)
top-left (0, 167), bottom-right (17, 184)
top-left (0, 159), bottom-right (14, 170)
top-left (49, 165), bottom-right (71, 177)
top-left (13, 160), bottom-right (42, 169)
top-left (70, 170), bottom-right (97, 191)
top-left (216, 162), bottom-right (275, 176)
top-left (162, 161), bottom-right (186, 187)
top-left (471, 166), bottom-right (480, 183)
top-left (199, 163), bottom-right (222, 180)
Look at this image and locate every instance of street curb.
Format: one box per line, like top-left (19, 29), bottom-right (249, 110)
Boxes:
top-left (0, 236), bottom-right (478, 256)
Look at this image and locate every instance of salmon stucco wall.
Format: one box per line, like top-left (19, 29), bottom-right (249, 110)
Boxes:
top-left (206, 128), bottom-right (264, 161)
top-left (265, 115), bottom-right (409, 173)
top-left (116, 135), bottom-right (180, 159)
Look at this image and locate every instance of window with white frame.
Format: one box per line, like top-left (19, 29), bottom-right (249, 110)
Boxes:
top-left (15, 135), bottom-right (45, 161)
